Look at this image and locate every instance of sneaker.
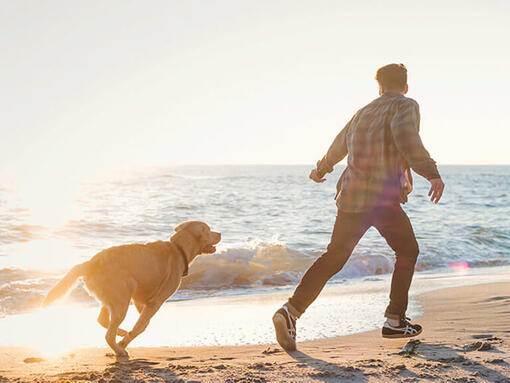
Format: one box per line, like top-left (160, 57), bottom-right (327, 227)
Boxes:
top-left (272, 305), bottom-right (297, 351)
top-left (382, 317), bottom-right (422, 338)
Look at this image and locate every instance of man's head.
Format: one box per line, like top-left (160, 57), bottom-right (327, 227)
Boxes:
top-left (375, 63), bottom-right (408, 95)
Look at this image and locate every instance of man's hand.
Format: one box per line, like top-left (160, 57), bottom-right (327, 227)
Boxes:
top-left (309, 169), bottom-right (326, 183)
top-left (428, 178), bottom-right (445, 204)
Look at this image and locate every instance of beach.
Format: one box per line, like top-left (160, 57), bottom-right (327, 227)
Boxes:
top-left (1, 282), bottom-right (508, 382)
top-left (1, 166), bottom-right (509, 381)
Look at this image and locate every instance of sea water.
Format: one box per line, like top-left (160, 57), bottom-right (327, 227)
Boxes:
top-left (0, 165), bottom-right (508, 350)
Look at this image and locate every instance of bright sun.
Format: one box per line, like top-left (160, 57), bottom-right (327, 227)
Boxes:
top-left (14, 167), bottom-right (82, 229)
top-left (0, 306), bottom-right (104, 357)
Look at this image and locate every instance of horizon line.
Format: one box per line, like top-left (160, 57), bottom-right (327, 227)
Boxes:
top-left (128, 163), bottom-right (510, 167)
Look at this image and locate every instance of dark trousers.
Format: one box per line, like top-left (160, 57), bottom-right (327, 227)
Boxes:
top-left (287, 204), bottom-right (419, 320)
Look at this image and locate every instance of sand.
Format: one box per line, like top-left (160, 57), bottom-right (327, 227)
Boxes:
top-left (1, 282), bottom-right (509, 382)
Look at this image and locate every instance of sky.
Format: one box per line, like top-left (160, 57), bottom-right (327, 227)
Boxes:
top-left (1, 0), bottom-right (509, 181)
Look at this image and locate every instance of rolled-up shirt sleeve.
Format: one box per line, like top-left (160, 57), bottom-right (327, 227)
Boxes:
top-left (315, 118), bottom-right (352, 178)
top-left (390, 100), bottom-right (440, 180)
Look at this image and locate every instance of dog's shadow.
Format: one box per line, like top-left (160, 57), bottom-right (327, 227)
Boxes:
top-left (49, 357), bottom-right (180, 383)
top-left (105, 357), bottom-right (180, 382)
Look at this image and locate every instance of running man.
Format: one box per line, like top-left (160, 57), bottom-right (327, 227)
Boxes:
top-left (273, 63), bottom-right (445, 351)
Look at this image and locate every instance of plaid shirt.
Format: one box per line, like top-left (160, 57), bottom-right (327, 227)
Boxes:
top-left (316, 92), bottom-right (440, 213)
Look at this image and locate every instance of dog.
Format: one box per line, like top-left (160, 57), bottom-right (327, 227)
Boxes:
top-left (42, 221), bottom-right (221, 356)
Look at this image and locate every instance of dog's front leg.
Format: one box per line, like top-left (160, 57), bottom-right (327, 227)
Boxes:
top-left (118, 301), bottom-right (161, 349)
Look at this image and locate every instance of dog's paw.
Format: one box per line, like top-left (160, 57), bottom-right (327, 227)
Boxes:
top-left (115, 348), bottom-right (129, 358)
top-left (118, 338), bottom-right (129, 349)
top-left (117, 328), bottom-right (128, 337)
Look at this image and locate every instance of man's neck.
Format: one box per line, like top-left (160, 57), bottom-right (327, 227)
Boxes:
top-left (381, 90), bottom-right (405, 95)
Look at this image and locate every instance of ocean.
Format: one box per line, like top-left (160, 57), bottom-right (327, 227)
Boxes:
top-left (0, 165), bottom-right (509, 350)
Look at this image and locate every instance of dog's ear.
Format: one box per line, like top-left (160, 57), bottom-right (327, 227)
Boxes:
top-left (174, 221), bottom-right (191, 232)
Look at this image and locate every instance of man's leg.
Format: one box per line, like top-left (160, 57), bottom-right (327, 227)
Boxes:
top-left (286, 210), bottom-right (370, 317)
top-left (273, 210), bottom-right (370, 350)
top-left (372, 205), bottom-right (419, 320)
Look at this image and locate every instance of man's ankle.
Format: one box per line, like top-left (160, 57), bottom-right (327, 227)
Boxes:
top-left (284, 302), bottom-right (301, 320)
top-left (386, 318), bottom-right (401, 327)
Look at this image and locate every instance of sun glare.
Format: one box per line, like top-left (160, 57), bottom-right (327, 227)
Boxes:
top-left (0, 306), bottom-right (104, 358)
top-left (14, 168), bottom-right (82, 229)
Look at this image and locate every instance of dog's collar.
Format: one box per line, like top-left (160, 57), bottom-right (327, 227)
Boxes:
top-left (173, 242), bottom-right (189, 277)
top-left (171, 230), bottom-right (204, 277)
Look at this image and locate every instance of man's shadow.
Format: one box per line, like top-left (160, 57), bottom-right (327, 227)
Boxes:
top-left (286, 340), bottom-right (509, 382)
top-left (413, 341), bottom-right (509, 381)
top-left (288, 350), bottom-right (369, 382)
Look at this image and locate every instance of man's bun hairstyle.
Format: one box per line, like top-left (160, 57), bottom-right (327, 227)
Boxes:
top-left (375, 63), bottom-right (407, 92)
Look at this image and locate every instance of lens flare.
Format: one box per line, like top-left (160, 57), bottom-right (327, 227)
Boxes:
top-left (448, 261), bottom-right (470, 275)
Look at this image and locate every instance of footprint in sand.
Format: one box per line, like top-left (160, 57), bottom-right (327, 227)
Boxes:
top-left (262, 347), bottom-right (282, 355)
top-left (23, 357), bottom-right (45, 363)
top-left (167, 356), bottom-right (193, 361)
top-left (471, 334), bottom-right (493, 339)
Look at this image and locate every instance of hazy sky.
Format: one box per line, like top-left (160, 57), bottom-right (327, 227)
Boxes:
top-left (1, 0), bottom-right (509, 179)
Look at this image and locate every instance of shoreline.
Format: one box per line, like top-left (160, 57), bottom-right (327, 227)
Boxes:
top-left (1, 264), bottom-right (509, 351)
top-left (1, 281), bottom-right (509, 382)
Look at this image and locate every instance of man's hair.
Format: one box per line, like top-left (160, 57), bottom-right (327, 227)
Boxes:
top-left (375, 63), bottom-right (407, 91)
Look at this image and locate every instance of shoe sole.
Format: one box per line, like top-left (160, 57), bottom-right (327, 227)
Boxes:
top-left (272, 313), bottom-right (296, 351)
top-left (382, 327), bottom-right (423, 339)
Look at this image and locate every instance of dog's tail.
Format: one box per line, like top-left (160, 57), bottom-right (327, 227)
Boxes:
top-left (42, 262), bottom-right (89, 307)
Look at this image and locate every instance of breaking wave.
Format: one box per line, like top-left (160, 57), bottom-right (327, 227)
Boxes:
top-left (181, 243), bottom-right (395, 290)
top-left (5, 240), bottom-right (507, 317)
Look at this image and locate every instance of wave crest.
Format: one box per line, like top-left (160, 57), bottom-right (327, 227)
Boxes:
top-left (182, 244), bottom-right (314, 289)
top-left (181, 243), bottom-right (396, 289)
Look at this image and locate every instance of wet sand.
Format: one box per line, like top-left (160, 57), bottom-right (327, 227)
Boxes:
top-left (1, 282), bottom-right (509, 382)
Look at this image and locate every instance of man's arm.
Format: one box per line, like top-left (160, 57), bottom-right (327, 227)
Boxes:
top-left (391, 99), bottom-right (444, 203)
top-left (310, 118), bottom-right (352, 182)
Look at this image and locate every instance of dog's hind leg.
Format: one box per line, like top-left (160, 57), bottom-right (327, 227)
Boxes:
top-left (133, 300), bottom-right (144, 314)
top-left (118, 301), bottom-right (161, 349)
top-left (105, 301), bottom-right (130, 357)
top-left (97, 306), bottom-right (128, 337)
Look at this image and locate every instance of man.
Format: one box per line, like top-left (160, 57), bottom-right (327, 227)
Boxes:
top-left (273, 64), bottom-right (445, 351)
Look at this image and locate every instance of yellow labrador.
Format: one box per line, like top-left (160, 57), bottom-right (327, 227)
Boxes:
top-left (42, 221), bottom-right (221, 356)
